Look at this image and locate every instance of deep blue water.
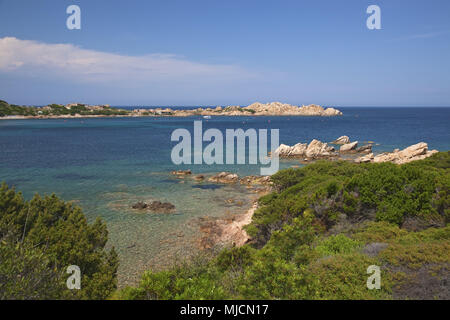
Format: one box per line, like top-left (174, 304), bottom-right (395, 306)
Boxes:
top-left (1, 107), bottom-right (449, 170)
top-left (0, 107), bottom-right (449, 285)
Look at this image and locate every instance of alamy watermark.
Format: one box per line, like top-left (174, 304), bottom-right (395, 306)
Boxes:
top-left (66, 5), bottom-right (81, 30)
top-left (366, 265), bottom-right (381, 290)
top-left (66, 5), bottom-right (381, 31)
top-left (65, 5), bottom-right (381, 31)
top-left (66, 265), bottom-right (81, 290)
top-left (170, 121), bottom-right (279, 175)
top-left (367, 5), bottom-right (381, 30)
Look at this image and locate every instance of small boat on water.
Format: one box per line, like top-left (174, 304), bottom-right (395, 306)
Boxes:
top-left (203, 115), bottom-right (211, 119)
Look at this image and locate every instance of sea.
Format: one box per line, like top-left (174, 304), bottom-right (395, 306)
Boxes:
top-left (0, 106), bottom-right (449, 286)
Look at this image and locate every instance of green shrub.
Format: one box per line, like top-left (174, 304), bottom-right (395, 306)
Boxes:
top-left (121, 153), bottom-right (449, 300)
top-left (0, 183), bottom-right (118, 300)
top-left (315, 234), bottom-right (362, 256)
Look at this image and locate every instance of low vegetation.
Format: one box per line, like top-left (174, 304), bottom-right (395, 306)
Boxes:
top-left (0, 184), bottom-right (118, 299)
top-left (117, 152), bottom-right (449, 300)
top-left (0, 100), bottom-right (128, 117)
top-left (0, 100), bottom-right (37, 116)
top-left (1, 152), bottom-right (448, 299)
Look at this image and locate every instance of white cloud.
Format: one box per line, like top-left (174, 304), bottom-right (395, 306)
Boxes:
top-left (0, 37), bottom-right (255, 83)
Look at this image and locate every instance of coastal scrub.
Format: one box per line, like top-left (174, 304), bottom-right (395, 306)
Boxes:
top-left (118, 152), bottom-right (449, 300)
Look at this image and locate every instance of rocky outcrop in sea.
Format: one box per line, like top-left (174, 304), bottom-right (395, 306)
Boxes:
top-left (274, 139), bottom-right (337, 159)
top-left (355, 142), bottom-right (438, 164)
top-left (241, 102), bottom-right (342, 116)
top-left (273, 136), bottom-right (438, 165)
top-left (132, 102), bottom-right (343, 117)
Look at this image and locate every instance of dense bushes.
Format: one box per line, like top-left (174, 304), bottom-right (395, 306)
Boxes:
top-left (0, 100), bottom-right (37, 116)
top-left (0, 183), bottom-right (118, 300)
top-left (119, 152), bottom-right (449, 300)
top-left (0, 100), bottom-right (129, 117)
top-left (2, 152), bottom-right (448, 300)
top-left (251, 153), bottom-right (449, 245)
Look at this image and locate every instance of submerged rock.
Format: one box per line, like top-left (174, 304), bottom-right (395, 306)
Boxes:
top-left (240, 175), bottom-right (271, 186)
top-left (171, 169), bottom-right (192, 176)
top-left (131, 200), bottom-right (175, 213)
top-left (208, 172), bottom-right (239, 184)
top-left (194, 174), bottom-right (205, 181)
top-left (147, 201), bottom-right (176, 213)
top-left (131, 201), bottom-right (148, 210)
top-left (192, 184), bottom-right (222, 190)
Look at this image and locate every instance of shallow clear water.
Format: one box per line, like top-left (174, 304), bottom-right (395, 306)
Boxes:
top-left (0, 107), bottom-right (449, 285)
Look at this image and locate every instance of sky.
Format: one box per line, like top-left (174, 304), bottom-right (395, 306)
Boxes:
top-left (0, 0), bottom-right (449, 106)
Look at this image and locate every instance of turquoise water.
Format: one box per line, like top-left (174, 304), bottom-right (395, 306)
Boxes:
top-left (0, 107), bottom-right (449, 285)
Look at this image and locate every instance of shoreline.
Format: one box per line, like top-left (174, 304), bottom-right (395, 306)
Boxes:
top-left (198, 200), bottom-right (260, 250)
top-left (196, 141), bottom-right (441, 250)
top-left (196, 179), bottom-right (270, 250)
top-left (0, 101), bottom-right (343, 120)
top-left (215, 201), bottom-right (260, 247)
top-left (0, 113), bottom-right (340, 120)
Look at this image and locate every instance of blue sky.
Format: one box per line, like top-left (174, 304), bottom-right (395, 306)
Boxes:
top-left (0, 0), bottom-right (449, 106)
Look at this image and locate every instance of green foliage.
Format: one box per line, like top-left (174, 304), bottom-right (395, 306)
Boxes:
top-left (351, 221), bottom-right (408, 243)
top-left (0, 100), bottom-right (37, 116)
top-left (308, 252), bottom-right (391, 299)
top-left (346, 162), bottom-right (440, 224)
top-left (264, 216), bottom-right (320, 260)
top-left (237, 257), bottom-right (315, 299)
top-left (251, 153), bottom-right (449, 245)
top-left (315, 234), bottom-right (362, 256)
top-left (0, 100), bottom-right (129, 117)
top-left (0, 241), bottom-right (65, 299)
top-left (0, 183), bottom-right (118, 300)
top-left (118, 254), bottom-right (226, 300)
top-left (376, 224), bottom-right (450, 269)
top-left (120, 152), bottom-right (449, 300)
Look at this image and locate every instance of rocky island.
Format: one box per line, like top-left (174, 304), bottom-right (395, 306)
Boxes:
top-left (0, 100), bottom-right (342, 119)
top-left (146, 102), bottom-right (343, 117)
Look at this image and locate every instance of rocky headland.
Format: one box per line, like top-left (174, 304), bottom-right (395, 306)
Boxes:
top-left (274, 136), bottom-right (438, 165)
top-left (354, 142), bottom-right (438, 164)
top-left (138, 102), bottom-right (342, 117)
top-left (175, 140), bottom-right (439, 251)
top-left (0, 100), bottom-right (342, 119)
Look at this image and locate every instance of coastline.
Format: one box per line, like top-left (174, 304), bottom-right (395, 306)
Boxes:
top-left (196, 140), bottom-right (441, 251)
top-left (0, 101), bottom-right (343, 120)
top-left (198, 199), bottom-right (260, 250)
top-left (215, 201), bottom-right (260, 247)
top-left (0, 112), bottom-right (340, 120)
top-left (197, 180), bottom-right (270, 251)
